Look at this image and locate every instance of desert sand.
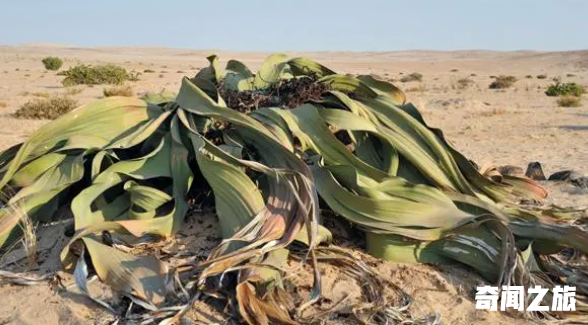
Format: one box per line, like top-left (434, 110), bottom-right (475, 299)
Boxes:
top-left (0, 45), bottom-right (587, 325)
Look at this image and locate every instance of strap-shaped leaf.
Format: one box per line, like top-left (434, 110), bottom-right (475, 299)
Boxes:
top-left (253, 53), bottom-right (291, 89)
top-left (0, 97), bottom-right (165, 190)
top-left (82, 237), bottom-right (169, 307)
top-left (288, 57), bottom-right (335, 78)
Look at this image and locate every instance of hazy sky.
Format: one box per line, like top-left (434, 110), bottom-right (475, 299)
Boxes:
top-left (1, 1), bottom-right (587, 51)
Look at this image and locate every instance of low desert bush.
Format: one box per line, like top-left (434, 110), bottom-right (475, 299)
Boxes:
top-left (456, 78), bottom-right (474, 89)
top-left (489, 75), bottom-right (517, 89)
top-left (545, 82), bottom-right (585, 97)
top-left (128, 70), bottom-right (141, 81)
top-left (61, 64), bottom-right (137, 86)
top-left (405, 84), bottom-right (427, 93)
top-left (103, 85), bottom-right (133, 97)
top-left (41, 57), bottom-right (63, 71)
top-left (14, 96), bottom-right (78, 120)
top-left (557, 96), bottom-right (582, 107)
top-left (400, 72), bottom-right (423, 83)
top-left (65, 87), bottom-right (84, 96)
top-left (32, 92), bottom-right (50, 98)
top-left (536, 74), bottom-right (547, 79)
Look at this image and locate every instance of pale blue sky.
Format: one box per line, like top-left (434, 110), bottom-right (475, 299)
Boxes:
top-left (1, 0), bottom-right (587, 51)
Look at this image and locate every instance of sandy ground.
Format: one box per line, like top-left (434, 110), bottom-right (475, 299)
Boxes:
top-left (0, 45), bottom-right (587, 325)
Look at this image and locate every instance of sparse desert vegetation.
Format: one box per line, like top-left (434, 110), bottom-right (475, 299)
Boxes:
top-left (456, 77), bottom-right (474, 89)
top-left (103, 85), bottom-right (134, 97)
top-left (65, 87), bottom-right (84, 96)
top-left (537, 74), bottom-right (548, 79)
top-left (556, 95), bottom-right (582, 107)
top-left (489, 75), bottom-right (517, 89)
top-left (545, 82), bottom-right (586, 97)
top-left (13, 95), bottom-right (78, 119)
top-left (41, 56), bottom-right (63, 71)
top-left (127, 70), bottom-right (141, 81)
top-left (31, 91), bottom-right (50, 98)
top-left (405, 84), bottom-right (427, 93)
top-left (400, 72), bottom-right (423, 82)
top-left (61, 64), bottom-right (137, 86)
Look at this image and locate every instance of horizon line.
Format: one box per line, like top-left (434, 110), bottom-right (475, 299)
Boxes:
top-left (1, 43), bottom-right (587, 54)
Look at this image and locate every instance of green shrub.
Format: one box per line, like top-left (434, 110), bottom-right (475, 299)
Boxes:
top-left (400, 72), bottom-right (423, 83)
top-left (14, 96), bottom-right (78, 120)
top-left (545, 82), bottom-right (585, 97)
top-left (128, 70), bottom-right (141, 82)
top-left (489, 75), bottom-right (517, 89)
top-left (103, 85), bottom-right (134, 97)
top-left (61, 64), bottom-right (135, 86)
top-left (41, 57), bottom-right (63, 71)
top-left (557, 96), bottom-right (582, 107)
